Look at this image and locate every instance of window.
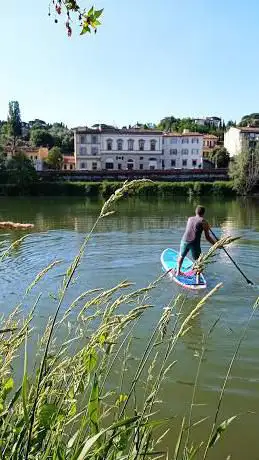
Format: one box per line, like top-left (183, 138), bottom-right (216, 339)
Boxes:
top-left (162, 160), bottom-right (165, 168)
top-left (80, 135), bottom-right (85, 144)
top-left (70, 164), bottom-right (73, 170)
top-left (139, 139), bottom-right (145, 151)
top-left (107, 139), bottom-right (113, 151)
top-left (139, 164), bottom-right (143, 170)
top-left (192, 159), bottom-right (197, 167)
top-left (181, 149), bottom-right (188, 155)
top-left (79, 146), bottom-right (87, 155)
top-left (192, 137), bottom-right (199, 144)
top-left (92, 162), bottom-right (97, 170)
top-left (150, 139), bottom-right (156, 151)
top-left (128, 139), bottom-right (134, 151)
top-left (140, 156), bottom-right (144, 160)
top-left (35, 156), bottom-right (38, 160)
top-left (192, 149), bottom-right (199, 154)
top-left (91, 135), bottom-right (97, 144)
top-left (127, 159), bottom-right (134, 170)
top-left (30, 156), bottom-right (33, 160)
top-left (116, 156), bottom-right (124, 160)
top-left (162, 149), bottom-right (164, 155)
top-left (170, 149), bottom-right (177, 155)
top-left (81, 162), bottom-right (86, 169)
top-left (171, 159), bottom-right (176, 167)
top-left (171, 138), bottom-right (178, 144)
top-left (149, 165), bottom-right (155, 170)
top-left (105, 162), bottom-right (114, 170)
top-left (117, 139), bottom-right (123, 151)
top-left (182, 159), bottom-right (187, 167)
top-left (118, 163), bottom-right (122, 170)
top-left (64, 164), bottom-right (67, 170)
top-left (91, 147), bottom-right (98, 155)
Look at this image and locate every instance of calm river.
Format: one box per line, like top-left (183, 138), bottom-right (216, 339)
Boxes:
top-left (0, 195), bottom-right (258, 459)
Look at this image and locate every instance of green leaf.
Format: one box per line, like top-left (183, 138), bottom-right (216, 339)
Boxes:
top-left (94, 8), bottom-right (104, 18)
top-left (80, 25), bottom-right (91, 35)
top-left (88, 373), bottom-right (99, 437)
top-left (38, 403), bottom-right (59, 429)
top-left (2, 377), bottom-right (14, 400)
top-left (84, 348), bottom-right (97, 373)
top-left (174, 417), bottom-right (185, 460)
top-left (77, 416), bottom-right (140, 460)
top-left (209, 416), bottom-right (238, 448)
top-left (87, 6), bottom-right (94, 17)
top-left (22, 334), bottom-right (29, 425)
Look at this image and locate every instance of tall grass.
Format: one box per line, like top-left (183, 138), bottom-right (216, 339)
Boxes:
top-left (0, 180), bottom-right (257, 459)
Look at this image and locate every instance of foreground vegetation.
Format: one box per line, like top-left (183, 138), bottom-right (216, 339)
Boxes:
top-left (0, 180), bottom-right (235, 197)
top-left (0, 180), bottom-right (258, 459)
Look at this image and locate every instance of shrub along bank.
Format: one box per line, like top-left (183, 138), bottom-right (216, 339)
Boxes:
top-left (0, 180), bottom-right (236, 197)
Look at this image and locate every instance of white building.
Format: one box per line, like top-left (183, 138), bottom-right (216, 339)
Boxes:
top-left (224, 126), bottom-right (259, 157)
top-left (163, 131), bottom-right (203, 169)
top-left (74, 127), bottom-right (102, 170)
top-left (74, 126), bottom-right (163, 171)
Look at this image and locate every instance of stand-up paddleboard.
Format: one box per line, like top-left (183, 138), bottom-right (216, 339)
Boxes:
top-left (161, 248), bottom-right (207, 290)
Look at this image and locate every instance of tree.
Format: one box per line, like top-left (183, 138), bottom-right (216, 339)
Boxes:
top-left (46, 147), bottom-right (63, 169)
top-left (158, 116), bottom-right (178, 132)
top-left (209, 147), bottom-right (230, 168)
top-left (239, 113), bottom-right (259, 127)
top-left (229, 147), bottom-right (259, 195)
top-left (7, 101), bottom-right (22, 153)
top-left (30, 129), bottom-right (54, 148)
top-left (7, 153), bottom-right (37, 188)
top-left (49, 2), bottom-right (103, 37)
top-left (226, 120), bottom-right (236, 129)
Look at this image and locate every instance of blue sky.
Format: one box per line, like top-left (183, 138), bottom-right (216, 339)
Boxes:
top-left (1, 0), bottom-right (259, 127)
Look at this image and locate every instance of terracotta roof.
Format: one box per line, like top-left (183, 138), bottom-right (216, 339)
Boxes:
top-left (63, 156), bottom-right (75, 164)
top-left (164, 132), bottom-right (203, 137)
top-left (239, 127), bottom-right (259, 133)
top-left (73, 126), bottom-right (162, 135)
top-left (203, 134), bottom-right (218, 139)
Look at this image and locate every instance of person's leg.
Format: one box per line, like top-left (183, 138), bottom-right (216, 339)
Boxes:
top-left (176, 241), bottom-right (189, 276)
top-left (190, 243), bottom-right (201, 283)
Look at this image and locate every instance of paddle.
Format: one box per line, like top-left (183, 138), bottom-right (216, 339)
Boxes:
top-left (210, 228), bottom-right (254, 286)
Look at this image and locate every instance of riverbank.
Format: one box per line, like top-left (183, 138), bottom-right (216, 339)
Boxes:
top-left (0, 180), bottom-right (236, 197)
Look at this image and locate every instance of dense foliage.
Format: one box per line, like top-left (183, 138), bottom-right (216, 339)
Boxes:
top-left (7, 101), bottom-right (22, 152)
top-left (229, 147), bottom-right (259, 194)
top-left (46, 146), bottom-right (64, 170)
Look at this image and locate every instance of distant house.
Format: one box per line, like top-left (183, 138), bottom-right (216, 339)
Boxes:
top-left (25, 147), bottom-right (49, 171)
top-left (203, 134), bottom-right (219, 158)
top-left (224, 126), bottom-right (259, 157)
top-left (63, 156), bottom-right (75, 170)
top-left (194, 117), bottom-right (222, 129)
top-left (163, 131), bottom-right (203, 169)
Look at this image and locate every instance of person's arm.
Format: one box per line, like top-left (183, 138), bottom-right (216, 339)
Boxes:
top-left (203, 221), bottom-right (216, 245)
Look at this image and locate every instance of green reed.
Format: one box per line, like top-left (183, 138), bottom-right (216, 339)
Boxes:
top-left (0, 180), bottom-right (257, 459)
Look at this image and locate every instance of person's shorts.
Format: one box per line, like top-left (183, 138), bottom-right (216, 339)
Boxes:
top-left (180, 240), bottom-right (201, 260)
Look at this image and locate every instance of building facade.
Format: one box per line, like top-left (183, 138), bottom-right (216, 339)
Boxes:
top-left (74, 126), bottom-right (207, 171)
top-left (163, 132), bottom-right (203, 169)
top-left (203, 134), bottom-right (218, 158)
top-left (74, 127), bottom-right (102, 170)
top-left (224, 126), bottom-right (259, 157)
top-left (74, 127), bottom-right (163, 171)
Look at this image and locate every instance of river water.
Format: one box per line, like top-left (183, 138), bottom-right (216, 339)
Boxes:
top-left (0, 196), bottom-right (258, 459)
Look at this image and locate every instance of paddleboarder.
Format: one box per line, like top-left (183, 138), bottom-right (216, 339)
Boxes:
top-left (176, 205), bottom-right (216, 276)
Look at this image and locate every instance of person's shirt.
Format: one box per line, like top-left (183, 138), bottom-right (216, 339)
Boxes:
top-left (182, 215), bottom-right (207, 243)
